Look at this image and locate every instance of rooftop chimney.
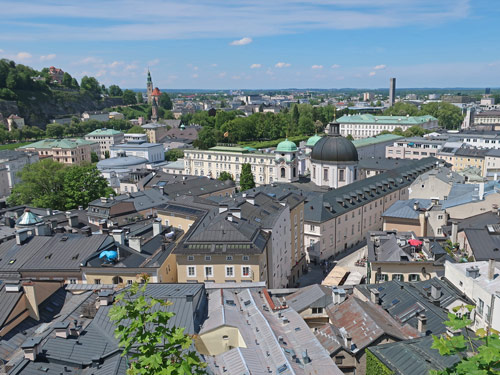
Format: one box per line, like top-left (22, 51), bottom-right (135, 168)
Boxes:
top-left (466, 266), bottom-right (480, 279)
top-left (153, 218), bottom-right (162, 237)
top-left (370, 288), bottom-right (380, 305)
top-left (67, 214), bottom-right (79, 228)
top-left (332, 287), bottom-right (347, 305)
top-left (417, 313), bottom-right (427, 335)
top-left (98, 290), bottom-right (114, 306)
top-left (129, 236), bottom-right (142, 252)
top-left (451, 221), bottom-right (458, 244)
top-left (21, 337), bottom-right (43, 361)
top-left (15, 228), bottom-right (30, 245)
top-left (34, 222), bottom-right (50, 236)
top-left (344, 334), bottom-right (352, 350)
top-left (488, 259), bottom-right (496, 281)
top-left (413, 201), bottom-right (420, 211)
top-left (53, 321), bottom-right (70, 339)
top-left (112, 229), bottom-right (125, 245)
top-left (430, 284), bottom-right (441, 306)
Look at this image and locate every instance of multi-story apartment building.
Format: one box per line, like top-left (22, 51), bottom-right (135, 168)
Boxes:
top-left (85, 128), bottom-right (124, 159)
top-left (184, 141), bottom-right (299, 186)
top-left (484, 149), bottom-right (500, 178)
top-left (473, 110), bottom-right (500, 129)
top-left (386, 137), bottom-right (443, 160)
top-left (444, 260), bottom-right (500, 332)
top-left (18, 138), bottom-right (98, 165)
top-left (110, 140), bottom-right (164, 163)
top-left (450, 146), bottom-right (487, 175)
top-left (337, 114), bottom-right (438, 140)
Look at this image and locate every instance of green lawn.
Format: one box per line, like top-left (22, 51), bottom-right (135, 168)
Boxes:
top-left (0, 142), bottom-right (31, 150)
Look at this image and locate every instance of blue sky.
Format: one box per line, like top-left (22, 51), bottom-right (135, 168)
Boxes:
top-left (0, 0), bottom-right (499, 89)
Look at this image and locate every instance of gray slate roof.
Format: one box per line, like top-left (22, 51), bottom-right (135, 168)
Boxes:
top-left (382, 199), bottom-right (433, 220)
top-left (463, 228), bottom-right (500, 261)
top-left (285, 284), bottom-right (333, 313)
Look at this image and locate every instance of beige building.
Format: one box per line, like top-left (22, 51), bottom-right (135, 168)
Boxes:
top-left (484, 149), bottom-right (500, 178)
top-left (450, 147), bottom-right (487, 175)
top-left (386, 137), bottom-right (442, 160)
top-left (85, 128), bottom-right (124, 159)
top-left (142, 123), bottom-right (170, 143)
top-left (18, 138), bottom-right (98, 165)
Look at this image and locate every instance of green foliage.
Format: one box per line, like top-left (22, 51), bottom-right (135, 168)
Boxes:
top-left (104, 150), bottom-right (110, 159)
top-left (109, 84), bottom-right (123, 97)
top-left (420, 102), bottom-right (464, 130)
top-left (218, 171), bottom-right (233, 181)
top-left (8, 159), bottom-right (67, 209)
top-left (366, 349), bottom-right (394, 375)
top-left (383, 102), bottom-right (419, 116)
top-left (91, 151), bottom-right (99, 163)
top-left (239, 163), bottom-right (255, 191)
top-left (193, 127), bottom-right (218, 150)
top-left (431, 305), bottom-right (500, 375)
top-left (165, 149), bottom-right (184, 161)
top-left (122, 89), bottom-right (137, 105)
top-left (346, 134), bottom-right (354, 141)
top-left (160, 92), bottom-right (173, 110)
top-left (109, 281), bottom-right (206, 375)
top-left (128, 125), bottom-right (145, 134)
top-left (8, 160), bottom-right (112, 210)
top-left (62, 163), bottom-right (113, 210)
top-left (136, 92), bottom-right (144, 104)
top-left (46, 123), bottom-right (65, 138)
top-left (80, 76), bottom-right (102, 100)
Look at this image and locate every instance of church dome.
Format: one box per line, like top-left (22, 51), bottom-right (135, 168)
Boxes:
top-left (311, 124), bottom-right (358, 163)
top-left (306, 134), bottom-right (322, 147)
top-left (276, 139), bottom-right (297, 152)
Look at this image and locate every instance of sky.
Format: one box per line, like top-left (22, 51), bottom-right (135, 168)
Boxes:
top-left (0, 0), bottom-right (499, 90)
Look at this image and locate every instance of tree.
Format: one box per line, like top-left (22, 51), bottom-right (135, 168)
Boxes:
top-left (431, 305), bottom-right (500, 375)
top-left (122, 89), bottom-right (137, 105)
top-left (136, 92), bottom-right (144, 104)
top-left (194, 127), bottom-right (217, 149)
top-left (109, 281), bottom-right (206, 375)
top-left (346, 134), bottom-right (354, 140)
top-left (104, 150), bottom-right (110, 159)
top-left (8, 159), bottom-right (67, 209)
top-left (218, 171), bottom-right (233, 181)
top-left (91, 151), bottom-right (99, 163)
top-left (80, 76), bottom-right (102, 100)
top-left (46, 123), bottom-right (65, 138)
top-left (383, 102), bottom-right (419, 116)
top-left (62, 163), bottom-right (113, 209)
top-left (165, 149), bottom-right (184, 161)
top-left (239, 163), bottom-right (255, 191)
top-left (159, 92), bottom-right (173, 110)
top-left (420, 102), bottom-right (464, 130)
top-left (109, 85), bottom-right (123, 97)
top-left (128, 125), bottom-right (145, 134)
top-left (71, 77), bottom-right (79, 89)
top-left (62, 72), bottom-right (73, 87)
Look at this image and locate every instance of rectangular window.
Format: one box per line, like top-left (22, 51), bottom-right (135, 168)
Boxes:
top-left (204, 266), bottom-right (213, 278)
top-left (205, 255), bottom-right (211, 261)
top-left (226, 266), bottom-right (234, 277)
top-left (438, 215), bottom-right (443, 220)
top-left (127, 280), bottom-right (133, 285)
top-left (409, 274), bottom-right (420, 282)
top-left (312, 307), bottom-right (323, 314)
top-left (95, 279), bottom-right (101, 284)
top-left (310, 225), bottom-right (315, 231)
top-left (242, 255), bottom-right (249, 261)
top-left (323, 168), bottom-right (329, 181)
top-left (187, 266), bottom-right (196, 277)
top-left (69, 278), bottom-right (77, 284)
top-left (188, 255), bottom-right (194, 261)
top-left (226, 256), bottom-right (233, 261)
top-left (478, 298), bottom-right (484, 316)
top-left (242, 266), bottom-right (251, 277)
top-left (339, 169), bottom-right (345, 182)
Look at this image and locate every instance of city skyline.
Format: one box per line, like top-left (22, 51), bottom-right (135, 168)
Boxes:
top-left (1, 0), bottom-right (499, 89)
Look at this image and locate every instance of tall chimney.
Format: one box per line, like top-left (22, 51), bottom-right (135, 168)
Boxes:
top-left (129, 236), bottom-right (142, 252)
top-left (370, 288), bottom-right (380, 305)
top-left (153, 218), bottom-right (162, 237)
top-left (112, 229), bottom-right (125, 245)
top-left (451, 221), bottom-right (458, 244)
top-left (417, 313), bottom-right (427, 335)
top-left (488, 259), bottom-right (496, 281)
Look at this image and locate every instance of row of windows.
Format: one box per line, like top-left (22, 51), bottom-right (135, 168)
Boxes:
top-left (187, 255), bottom-right (250, 261)
top-left (376, 273), bottom-right (421, 282)
top-left (187, 265), bottom-right (252, 278)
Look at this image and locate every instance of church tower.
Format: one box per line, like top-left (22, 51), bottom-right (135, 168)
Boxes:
top-left (147, 70), bottom-right (153, 104)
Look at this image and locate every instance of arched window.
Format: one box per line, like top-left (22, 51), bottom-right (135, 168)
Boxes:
top-left (281, 168), bottom-right (286, 178)
top-left (293, 167), bottom-right (296, 178)
top-left (112, 276), bottom-right (123, 285)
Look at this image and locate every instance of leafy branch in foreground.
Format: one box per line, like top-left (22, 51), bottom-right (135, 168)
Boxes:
top-left (431, 304), bottom-right (500, 375)
top-left (109, 281), bottom-right (206, 375)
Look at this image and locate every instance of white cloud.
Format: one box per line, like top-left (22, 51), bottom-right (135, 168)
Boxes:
top-left (311, 65), bottom-right (323, 69)
top-left (275, 62), bottom-right (291, 68)
top-left (193, 66), bottom-right (199, 71)
top-left (192, 73), bottom-right (198, 78)
top-left (331, 64), bottom-right (341, 69)
top-left (369, 71), bottom-right (376, 76)
top-left (148, 58), bottom-right (160, 66)
top-left (16, 52), bottom-right (32, 61)
top-left (80, 56), bottom-right (102, 65)
top-left (40, 53), bottom-right (56, 61)
top-left (230, 37), bottom-right (252, 46)
top-left (0, 49), bottom-right (4, 53)
top-left (108, 61), bottom-right (123, 68)
top-left (218, 72), bottom-right (226, 78)
top-left (232, 75), bottom-right (241, 80)
top-left (373, 64), bottom-right (386, 70)
top-left (250, 63), bottom-right (261, 69)
top-left (211, 63), bottom-right (217, 67)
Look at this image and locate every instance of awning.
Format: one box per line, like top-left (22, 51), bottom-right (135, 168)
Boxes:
top-left (408, 239), bottom-right (422, 246)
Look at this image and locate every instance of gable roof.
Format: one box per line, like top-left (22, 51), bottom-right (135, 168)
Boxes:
top-left (285, 284), bottom-right (333, 313)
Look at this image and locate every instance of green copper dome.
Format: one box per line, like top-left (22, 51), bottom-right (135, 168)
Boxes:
top-left (276, 139), bottom-right (297, 152)
top-left (306, 134), bottom-right (322, 147)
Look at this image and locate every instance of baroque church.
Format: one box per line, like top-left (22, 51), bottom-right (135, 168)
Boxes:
top-left (147, 70), bottom-right (161, 122)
